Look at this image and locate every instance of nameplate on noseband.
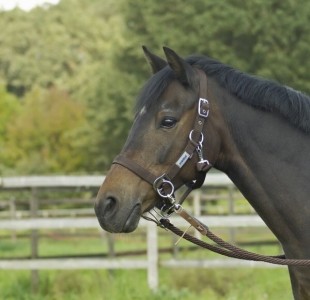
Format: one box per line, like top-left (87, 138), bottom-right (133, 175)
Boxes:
top-left (176, 151), bottom-right (191, 168)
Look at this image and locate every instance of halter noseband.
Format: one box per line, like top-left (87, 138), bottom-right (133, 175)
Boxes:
top-left (113, 70), bottom-right (212, 216)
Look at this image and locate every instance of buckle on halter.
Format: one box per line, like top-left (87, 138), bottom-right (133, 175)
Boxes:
top-left (198, 98), bottom-right (209, 118)
top-left (153, 174), bottom-right (175, 199)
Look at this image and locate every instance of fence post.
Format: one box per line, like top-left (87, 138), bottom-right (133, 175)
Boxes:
top-left (107, 233), bottom-right (115, 258)
top-left (30, 187), bottom-right (39, 293)
top-left (228, 186), bottom-right (236, 243)
top-left (172, 234), bottom-right (179, 259)
top-left (9, 198), bottom-right (16, 242)
top-left (147, 221), bottom-right (158, 291)
top-left (193, 190), bottom-right (202, 239)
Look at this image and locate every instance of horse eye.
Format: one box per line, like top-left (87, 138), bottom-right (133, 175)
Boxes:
top-left (160, 117), bottom-right (177, 129)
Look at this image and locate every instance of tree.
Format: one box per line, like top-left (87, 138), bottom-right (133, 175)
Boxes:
top-left (0, 0), bottom-right (125, 96)
top-left (0, 84), bottom-right (20, 136)
top-left (1, 87), bottom-right (86, 174)
top-left (118, 0), bottom-right (310, 94)
top-left (0, 0), bottom-right (133, 173)
top-left (73, 62), bottom-right (139, 172)
top-left (0, 84), bottom-right (20, 174)
top-left (0, 0), bottom-right (309, 174)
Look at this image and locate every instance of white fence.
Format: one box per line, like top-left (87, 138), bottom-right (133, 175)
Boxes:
top-left (0, 216), bottom-right (282, 290)
top-left (0, 173), bottom-right (232, 188)
top-left (0, 175), bottom-right (282, 290)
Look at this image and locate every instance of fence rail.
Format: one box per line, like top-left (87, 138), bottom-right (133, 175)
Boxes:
top-left (0, 216), bottom-right (282, 290)
top-left (0, 173), bottom-right (232, 188)
top-left (0, 175), bottom-right (280, 290)
top-left (0, 215), bottom-right (265, 230)
top-left (0, 176), bottom-right (105, 188)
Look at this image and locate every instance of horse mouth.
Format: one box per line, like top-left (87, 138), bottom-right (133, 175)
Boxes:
top-left (122, 203), bottom-right (142, 233)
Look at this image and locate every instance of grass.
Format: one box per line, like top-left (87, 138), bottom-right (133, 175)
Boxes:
top-left (0, 227), bottom-right (293, 300)
top-left (0, 268), bottom-right (292, 300)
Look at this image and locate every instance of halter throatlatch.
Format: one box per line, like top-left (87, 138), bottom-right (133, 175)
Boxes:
top-left (113, 70), bottom-right (212, 216)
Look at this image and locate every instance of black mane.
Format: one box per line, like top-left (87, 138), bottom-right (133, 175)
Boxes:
top-left (136, 55), bottom-right (310, 133)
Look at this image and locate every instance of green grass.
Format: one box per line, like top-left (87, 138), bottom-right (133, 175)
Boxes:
top-left (0, 268), bottom-right (292, 300)
top-left (0, 227), bottom-right (293, 300)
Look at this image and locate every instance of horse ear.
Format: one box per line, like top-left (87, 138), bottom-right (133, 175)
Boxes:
top-left (142, 46), bottom-right (167, 74)
top-left (163, 46), bottom-right (195, 86)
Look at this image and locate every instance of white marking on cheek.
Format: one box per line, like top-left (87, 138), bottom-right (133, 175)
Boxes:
top-left (139, 106), bottom-right (147, 116)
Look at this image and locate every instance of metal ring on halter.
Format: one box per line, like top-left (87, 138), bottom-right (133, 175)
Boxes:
top-left (153, 175), bottom-right (175, 198)
top-left (156, 179), bottom-right (175, 198)
top-left (189, 130), bottom-right (204, 144)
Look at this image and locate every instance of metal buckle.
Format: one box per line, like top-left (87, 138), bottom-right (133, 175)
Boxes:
top-left (189, 130), bottom-right (204, 144)
top-left (153, 174), bottom-right (175, 198)
top-left (159, 198), bottom-right (176, 218)
top-left (198, 98), bottom-right (209, 118)
top-left (153, 175), bottom-right (176, 217)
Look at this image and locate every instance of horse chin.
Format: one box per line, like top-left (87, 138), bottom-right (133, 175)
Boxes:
top-left (95, 202), bottom-right (142, 233)
top-left (122, 203), bottom-right (141, 233)
top-left (119, 200), bottom-right (157, 233)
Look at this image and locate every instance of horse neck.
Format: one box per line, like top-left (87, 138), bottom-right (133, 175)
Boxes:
top-left (209, 83), bottom-right (310, 257)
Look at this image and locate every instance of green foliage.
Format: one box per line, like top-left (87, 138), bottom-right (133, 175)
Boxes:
top-left (0, 84), bottom-right (20, 134)
top-left (0, 84), bottom-right (20, 151)
top-left (1, 87), bottom-right (86, 174)
top-left (0, 268), bottom-right (291, 300)
top-left (0, 0), bottom-right (309, 174)
top-left (119, 0), bottom-right (310, 93)
top-left (0, 0), bottom-right (124, 95)
top-left (73, 63), bottom-right (139, 171)
top-left (0, 84), bottom-right (20, 174)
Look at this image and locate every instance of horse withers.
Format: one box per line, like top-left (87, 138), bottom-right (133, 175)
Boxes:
top-left (95, 47), bottom-right (310, 299)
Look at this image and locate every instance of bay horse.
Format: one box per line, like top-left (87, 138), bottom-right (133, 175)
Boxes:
top-left (95, 47), bottom-right (310, 299)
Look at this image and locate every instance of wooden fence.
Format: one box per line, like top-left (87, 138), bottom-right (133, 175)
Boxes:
top-left (0, 175), bottom-right (283, 290)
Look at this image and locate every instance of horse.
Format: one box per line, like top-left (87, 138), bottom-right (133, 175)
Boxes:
top-left (95, 46), bottom-right (310, 299)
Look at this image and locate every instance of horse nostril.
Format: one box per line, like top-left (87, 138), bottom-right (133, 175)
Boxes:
top-left (101, 196), bottom-right (117, 216)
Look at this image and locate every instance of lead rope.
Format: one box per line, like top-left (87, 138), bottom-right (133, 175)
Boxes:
top-left (147, 205), bottom-right (310, 266)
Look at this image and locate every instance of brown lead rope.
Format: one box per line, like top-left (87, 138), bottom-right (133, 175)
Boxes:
top-left (159, 206), bottom-right (310, 266)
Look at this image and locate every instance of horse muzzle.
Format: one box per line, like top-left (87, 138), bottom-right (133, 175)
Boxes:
top-left (95, 195), bottom-right (142, 233)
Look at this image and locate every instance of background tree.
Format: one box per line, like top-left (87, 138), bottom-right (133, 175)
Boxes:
top-left (0, 0), bottom-right (309, 175)
top-left (0, 0), bottom-right (124, 95)
top-left (0, 85), bottom-right (20, 174)
top-left (1, 87), bottom-right (86, 174)
top-left (119, 0), bottom-right (310, 93)
top-left (0, 0), bottom-right (134, 174)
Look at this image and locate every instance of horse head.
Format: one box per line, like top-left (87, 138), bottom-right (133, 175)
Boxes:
top-left (95, 47), bottom-right (221, 233)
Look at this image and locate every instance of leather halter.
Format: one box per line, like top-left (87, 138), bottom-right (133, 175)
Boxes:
top-left (113, 70), bottom-right (212, 214)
